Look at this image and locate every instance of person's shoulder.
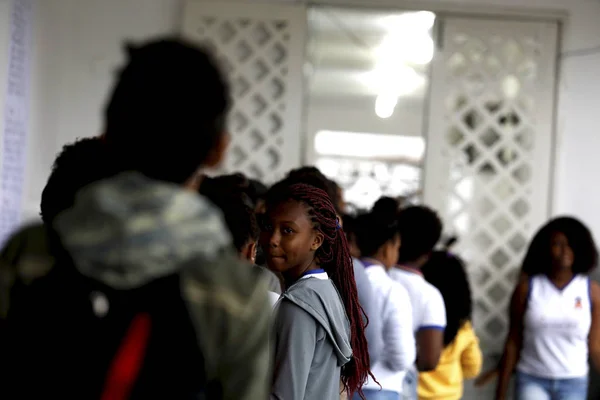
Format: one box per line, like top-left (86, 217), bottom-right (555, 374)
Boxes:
top-left (0, 222), bottom-right (54, 276)
top-left (254, 264), bottom-right (282, 294)
top-left (0, 222), bottom-right (55, 319)
top-left (389, 278), bottom-right (411, 303)
top-left (458, 320), bottom-right (475, 335)
top-left (287, 276), bottom-right (336, 297)
top-left (423, 280), bottom-right (444, 303)
top-left (389, 267), bottom-right (415, 283)
top-left (588, 278), bottom-right (600, 303)
top-left (456, 321), bottom-right (479, 345)
top-left (181, 248), bottom-right (269, 319)
top-left (352, 258), bottom-right (367, 276)
top-left (285, 278), bottom-right (345, 314)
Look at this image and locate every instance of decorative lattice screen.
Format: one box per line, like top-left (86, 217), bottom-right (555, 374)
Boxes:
top-left (181, 1), bottom-right (305, 183)
top-left (424, 18), bottom-right (558, 352)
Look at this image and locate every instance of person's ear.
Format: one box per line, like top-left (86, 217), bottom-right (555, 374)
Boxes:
top-left (241, 241), bottom-right (258, 264)
top-left (311, 232), bottom-right (324, 252)
top-left (249, 241), bottom-right (258, 264)
top-left (204, 131), bottom-right (230, 168)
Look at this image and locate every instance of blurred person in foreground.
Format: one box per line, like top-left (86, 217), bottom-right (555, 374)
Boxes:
top-left (0, 38), bottom-right (271, 400)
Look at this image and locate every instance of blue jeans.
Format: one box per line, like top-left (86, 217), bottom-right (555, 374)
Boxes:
top-left (353, 389), bottom-right (400, 400)
top-left (515, 371), bottom-right (588, 400)
top-left (402, 367), bottom-right (418, 400)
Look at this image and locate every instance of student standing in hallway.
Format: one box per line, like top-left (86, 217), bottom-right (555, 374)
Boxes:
top-left (419, 250), bottom-right (482, 400)
top-left (262, 183), bottom-right (372, 400)
top-left (495, 217), bottom-right (600, 400)
top-left (389, 206), bottom-right (446, 399)
top-left (354, 211), bottom-right (416, 400)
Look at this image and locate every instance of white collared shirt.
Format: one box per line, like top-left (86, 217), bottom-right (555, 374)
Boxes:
top-left (361, 259), bottom-right (416, 394)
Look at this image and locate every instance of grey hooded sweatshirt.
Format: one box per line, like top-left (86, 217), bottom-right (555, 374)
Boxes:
top-left (271, 274), bottom-right (352, 400)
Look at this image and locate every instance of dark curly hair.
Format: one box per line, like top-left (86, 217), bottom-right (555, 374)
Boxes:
top-left (521, 216), bottom-right (598, 276)
top-left (265, 182), bottom-right (372, 398)
top-left (422, 251), bottom-right (473, 346)
top-left (397, 206), bottom-right (443, 263)
top-left (41, 137), bottom-right (117, 224)
top-left (104, 38), bottom-right (230, 184)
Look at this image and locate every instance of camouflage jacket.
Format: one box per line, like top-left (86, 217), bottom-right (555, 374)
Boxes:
top-left (0, 172), bottom-right (271, 399)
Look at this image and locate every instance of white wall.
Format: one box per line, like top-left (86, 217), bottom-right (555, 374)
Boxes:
top-left (16, 0), bottom-right (600, 241)
top-left (24, 0), bottom-right (183, 220)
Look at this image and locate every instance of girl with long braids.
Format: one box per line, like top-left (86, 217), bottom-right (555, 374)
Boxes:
top-left (262, 182), bottom-right (372, 399)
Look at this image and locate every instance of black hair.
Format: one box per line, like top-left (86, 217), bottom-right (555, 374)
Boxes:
top-left (421, 250), bottom-right (472, 346)
top-left (342, 214), bottom-right (358, 238)
top-left (397, 206), bottom-right (443, 263)
top-left (41, 137), bottom-right (117, 224)
top-left (283, 166), bottom-right (342, 214)
top-left (104, 38), bottom-right (230, 184)
top-left (198, 174), bottom-right (259, 252)
top-left (200, 173), bottom-right (268, 211)
top-left (372, 196), bottom-right (400, 217)
top-left (199, 173), bottom-right (252, 205)
top-left (214, 194), bottom-right (260, 253)
top-left (354, 212), bottom-right (398, 258)
top-left (247, 178), bottom-right (268, 205)
top-left (521, 216), bottom-right (598, 276)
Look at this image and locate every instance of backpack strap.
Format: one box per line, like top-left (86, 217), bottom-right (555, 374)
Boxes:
top-left (100, 313), bottom-right (152, 400)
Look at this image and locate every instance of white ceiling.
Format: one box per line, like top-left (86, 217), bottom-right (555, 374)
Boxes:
top-left (306, 7), bottom-right (434, 100)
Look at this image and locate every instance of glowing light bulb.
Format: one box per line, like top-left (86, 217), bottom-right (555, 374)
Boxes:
top-left (375, 94), bottom-right (397, 119)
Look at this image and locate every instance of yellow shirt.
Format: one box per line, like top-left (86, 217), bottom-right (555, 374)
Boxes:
top-left (418, 321), bottom-right (483, 400)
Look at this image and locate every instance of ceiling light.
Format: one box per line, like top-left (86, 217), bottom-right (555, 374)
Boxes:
top-left (375, 94), bottom-right (397, 119)
top-left (364, 64), bottom-right (425, 97)
top-left (377, 34), bottom-right (435, 65)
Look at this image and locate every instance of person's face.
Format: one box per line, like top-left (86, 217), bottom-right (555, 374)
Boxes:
top-left (260, 200), bottom-right (324, 279)
top-left (382, 233), bottom-right (401, 269)
top-left (550, 231), bottom-right (574, 270)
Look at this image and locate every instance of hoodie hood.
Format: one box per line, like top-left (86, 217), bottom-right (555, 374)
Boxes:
top-left (283, 277), bottom-right (352, 366)
top-left (54, 172), bottom-right (231, 289)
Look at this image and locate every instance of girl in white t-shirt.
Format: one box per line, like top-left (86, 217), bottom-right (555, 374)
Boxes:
top-left (495, 217), bottom-right (600, 400)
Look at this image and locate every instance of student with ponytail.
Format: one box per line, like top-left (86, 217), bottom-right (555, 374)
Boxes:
top-left (262, 182), bottom-right (372, 399)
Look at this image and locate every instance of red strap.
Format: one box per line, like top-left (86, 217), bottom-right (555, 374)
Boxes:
top-left (100, 313), bottom-right (151, 400)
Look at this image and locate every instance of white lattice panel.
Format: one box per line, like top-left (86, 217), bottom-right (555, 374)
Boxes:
top-left (181, 1), bottom-right (306, 183)
top-left (423, 18), bottom-right (558, 352)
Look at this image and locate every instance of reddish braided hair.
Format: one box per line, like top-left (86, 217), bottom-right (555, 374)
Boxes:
top-left (266, 182), bottom-right (373, 398)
